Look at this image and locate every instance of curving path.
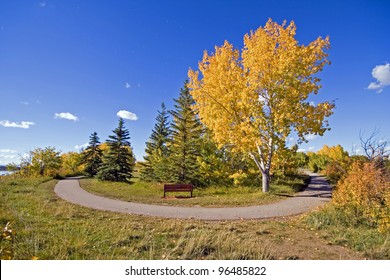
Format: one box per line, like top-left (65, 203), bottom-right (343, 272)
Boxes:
top-left (54, 172), bottom-right (332, 221)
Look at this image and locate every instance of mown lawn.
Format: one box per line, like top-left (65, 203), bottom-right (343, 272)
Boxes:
top-left (0, 176), bottom-right (387, 260)
top-left (79, 175), bottom-right (308, 207)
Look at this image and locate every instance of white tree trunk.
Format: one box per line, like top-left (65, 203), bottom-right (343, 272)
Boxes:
top-left (261, 169), bottom-right (270, 192)
top-left (249, 145), bottom-right (272, 193)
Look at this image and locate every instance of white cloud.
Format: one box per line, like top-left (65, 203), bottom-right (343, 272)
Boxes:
top-left (21, 101), bottom-right (29, 105)
top-left (0, 148), bottom-right (18, 160)
top-left (0, 154), bottom-right (18, 159)
top-left (75, 143), bottom-right (88, 150)
top-left (305, 134), bottom-right (318, 141)
top-left (367, 63), bottom-right (390, 93)
top-left (297, 148), bottom-right (306, 152)
top-left (117, 110), bottom-right (138, 120)
top-left (309, 101), bottom-right (315, 106)
top-left (308, 146), bottom-right (315, 151)
top-left (0, 120), bottom-right (35, 129)
top-left (125, 82), bottom-right (131, 89)
top-left (0, 149), bottom-right (17, 153)
top-left (39, 1), bottom-right (46, 8)
top-left (367, 82), bottom-right (382, 91)
top-left (54, 112), bottom-right (79, 122)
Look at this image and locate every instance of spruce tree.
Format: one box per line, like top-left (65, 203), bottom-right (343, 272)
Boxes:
top-left (140, 103), bottom-right (171, 182)
top-left (98, 118), bottom-right (135, 182)
top-left (169, 82), bottom-right (203, 185)
top-left (82, 132), bottom-right (103, 176)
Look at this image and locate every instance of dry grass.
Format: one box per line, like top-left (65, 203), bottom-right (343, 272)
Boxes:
top-left (0, 176), bottom-right (366, 260)
top-left (304, 205), bottom-right (390, 259)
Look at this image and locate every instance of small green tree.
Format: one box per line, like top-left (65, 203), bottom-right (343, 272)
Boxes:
top-left (139, 103), bottom-right (171, 182)
top-left (295, 151), bottom-right (309, 168)
top-left (82, 132), bottom-right (103, 176)
top-left (307, 152), bottom-right (331, 172)
top-left (98, 118), bottom-right (135, 182)
top-left (168, 82), bottom-right (203, 185)
top-left (19, 147), bottom-right (62, 177)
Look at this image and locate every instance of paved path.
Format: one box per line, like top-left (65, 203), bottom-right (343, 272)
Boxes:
top-left (54, 172), bottom-right (332, 220)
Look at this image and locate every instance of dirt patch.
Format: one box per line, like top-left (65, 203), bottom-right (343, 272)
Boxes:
top-left (250, 218), bottom-right (364, 260)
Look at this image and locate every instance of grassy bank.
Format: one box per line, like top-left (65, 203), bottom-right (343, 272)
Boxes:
top-left (0, 176), bottom-right (367, 260)
top-left (79, 175), bottom-right (308, 207)
top-left (304, 205), bottom-right (390, 259)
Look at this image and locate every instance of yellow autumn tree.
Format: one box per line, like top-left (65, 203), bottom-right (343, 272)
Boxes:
top-left (317, 144), bottom-right (349, 164)
top-left (316, 144), bottom-right (350, 183)
top-left (188, 19), bottom-right (334, 192)
top-left (60, 151), bottom-right (84, 176)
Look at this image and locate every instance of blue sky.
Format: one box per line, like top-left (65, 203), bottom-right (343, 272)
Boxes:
top-left (0, 0), bottom-right (389, 165)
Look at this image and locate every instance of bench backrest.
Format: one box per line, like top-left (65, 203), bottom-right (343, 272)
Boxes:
top-left (164, 184), bottom-right (193, 191)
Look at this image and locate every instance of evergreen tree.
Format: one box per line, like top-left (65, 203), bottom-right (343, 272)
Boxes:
top-left (169, 82), bottom-right (203, 185)
top-left (82, 132), bottom-right (103, 176)
top-left (140, 103), bottom-right (171, 181)
top-left (98, 118), bottom-right (135, 182)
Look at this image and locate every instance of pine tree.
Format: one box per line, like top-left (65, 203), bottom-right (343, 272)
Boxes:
top-left (98, 118), bottom-right (135, 182)
top-left (169, 82), bottom-right (203, 185)
top-left (82, 132), bottom-right (103, 176)
top-left (140, 103), bottom-right (171, 182)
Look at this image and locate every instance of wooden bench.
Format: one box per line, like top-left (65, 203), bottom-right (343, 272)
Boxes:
top-left (163, 184), bottom-right (194, 198)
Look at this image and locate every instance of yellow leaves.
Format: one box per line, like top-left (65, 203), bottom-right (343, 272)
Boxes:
top-left (189, 40), bottom-right (250, 151)
top-left (60, 151), bottom-right (84, 176)
top-left (229, 171), bottom-right (248, 186)
top-left (333, 161), bottom-right (390, 232)
top-left (188, 19), bottom-right (333, 180)
top-left (1, 222), bottom-right (15, 260)
top-left (317, 144), bottom-right (349, 163)
top-left (1, 222), bottom-right (41, 259)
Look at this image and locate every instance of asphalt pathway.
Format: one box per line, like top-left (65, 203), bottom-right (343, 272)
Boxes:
top-left (54, 172), bottom-right (332, 220)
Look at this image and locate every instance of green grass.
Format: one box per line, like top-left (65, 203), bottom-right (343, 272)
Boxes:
top-left (78, 175), bottom-right (308, 207)
top-left (0, 175), bottom-right (367, 260)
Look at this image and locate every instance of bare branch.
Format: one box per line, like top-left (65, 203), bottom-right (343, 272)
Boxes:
top-left (359, 128), bottom-right (389, 163)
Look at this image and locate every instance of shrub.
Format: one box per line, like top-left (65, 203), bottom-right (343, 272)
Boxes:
top-left (323, 161), bottom-right (346, 184)
top-left (333, 161), bottom-right (390, 232)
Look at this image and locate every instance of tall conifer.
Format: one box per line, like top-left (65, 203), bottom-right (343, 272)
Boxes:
top-left (82, 132), bottom-right (103, 176)
top-left (140, 103), bottom-right (171, 181)
top-left (98, 118), bottom-right (135, 182)
top-left (169, 82), bottom-right (203, 185)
